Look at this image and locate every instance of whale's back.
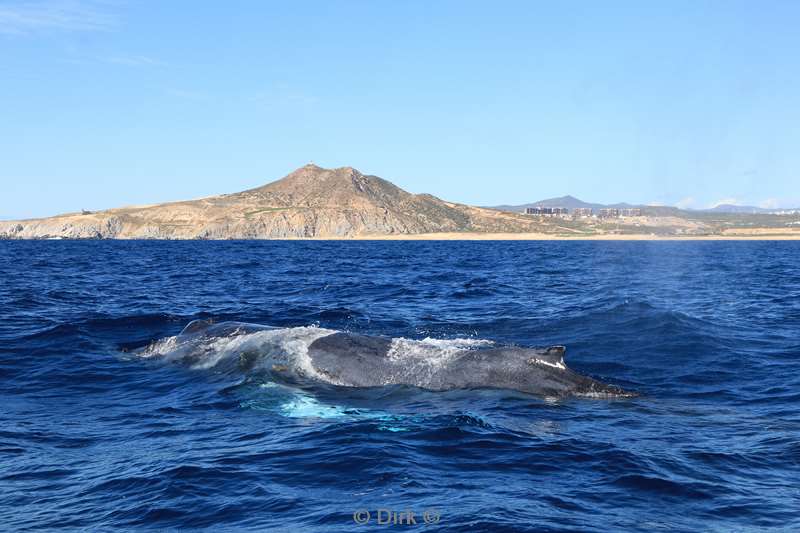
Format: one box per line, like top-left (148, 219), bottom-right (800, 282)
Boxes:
top-left (304, 332), bottom-right (631, 397)
top-left (146, 321), bottom-right (636, 398)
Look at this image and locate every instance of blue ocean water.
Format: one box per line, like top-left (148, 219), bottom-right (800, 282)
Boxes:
top-left (1, 240), bottom-right (798, 532)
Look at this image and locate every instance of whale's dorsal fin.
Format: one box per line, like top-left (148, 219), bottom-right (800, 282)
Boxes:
top-left (527, 345), bottom-right (566, 369)
top-left (544, 345), bottom-right (565, 358)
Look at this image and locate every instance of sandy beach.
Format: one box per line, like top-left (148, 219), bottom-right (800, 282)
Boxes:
top-left (346, 230), bottom-right (800, 241)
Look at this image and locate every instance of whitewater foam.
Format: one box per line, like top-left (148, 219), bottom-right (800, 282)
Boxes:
top-left (371, 336), bottom-right (495, 387)
top-left (139, 326), bottom-right (337, 381)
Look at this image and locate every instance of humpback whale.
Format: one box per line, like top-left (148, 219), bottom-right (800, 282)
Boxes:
top-left (145, 320), bottom-right (636, 399)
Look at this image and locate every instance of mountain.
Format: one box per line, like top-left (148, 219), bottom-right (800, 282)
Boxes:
top-left (489, 195), bottom-right (655, 213)
top-left (490, 195), bottom-right (604, 212)
top-left (702, 204), bottom-right (774, 214)
top-left (0, 164), bottom-right (550, 239)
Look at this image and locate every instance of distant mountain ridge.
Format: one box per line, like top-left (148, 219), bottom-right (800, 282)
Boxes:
top-left (490, 197), bottom-right (799, 215)
top-left (702, 204), bottom-right (800, 214)
top-left (489, 196), bottom-right (665, 214)
top-left (490, 195), bottom-right (603, 211)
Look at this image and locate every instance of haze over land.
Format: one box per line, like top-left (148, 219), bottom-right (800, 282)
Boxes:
top-left (1, 165), bottom-right (799, 240)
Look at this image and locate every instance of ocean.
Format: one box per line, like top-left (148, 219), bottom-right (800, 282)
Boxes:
top-left (1, 240), bottom-right (798, 532)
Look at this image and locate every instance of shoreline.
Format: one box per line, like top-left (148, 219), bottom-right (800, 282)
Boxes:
top-left (2, 232), bottom-right (800, 241)
top-left (348, 232), bottom-right (800, 241)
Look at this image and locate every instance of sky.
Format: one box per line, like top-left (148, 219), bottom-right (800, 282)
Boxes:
top-left (1, 0), bottom-right (799, 219)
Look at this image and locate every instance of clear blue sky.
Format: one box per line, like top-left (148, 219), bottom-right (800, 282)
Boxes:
top-left (1, 0), bottom-right (799, 218)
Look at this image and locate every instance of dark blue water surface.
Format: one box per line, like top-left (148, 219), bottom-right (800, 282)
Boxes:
top-left (1, 241), bottom-right (799, 532)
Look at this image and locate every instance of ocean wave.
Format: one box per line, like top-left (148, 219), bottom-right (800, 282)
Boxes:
top-left (4, 241), bottom-right (800, 531)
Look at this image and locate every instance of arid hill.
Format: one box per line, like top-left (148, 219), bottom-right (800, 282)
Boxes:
top-left (0, 164), bottom-right (553, 239)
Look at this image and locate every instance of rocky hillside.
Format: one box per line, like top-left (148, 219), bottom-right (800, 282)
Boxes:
top-left (0, 164), bottom-right (551, 239)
